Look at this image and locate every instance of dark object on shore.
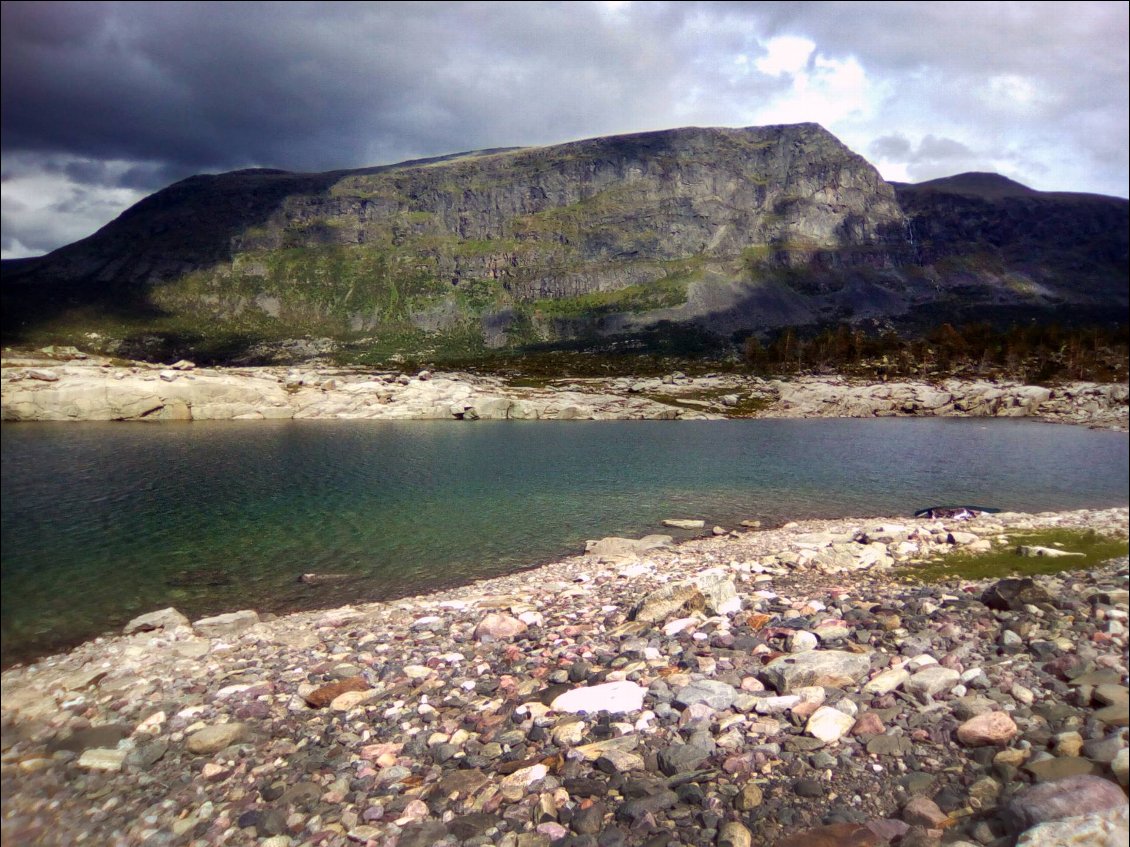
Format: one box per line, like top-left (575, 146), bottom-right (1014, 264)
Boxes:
top-left (981, 577), bottom-right (1055, 612)
top-left (166, 569), bottom-right (232, 587)
top-left (914, 506), bottom-right (1001, 520)
top-left (297, 572), bottom-right (353, 584)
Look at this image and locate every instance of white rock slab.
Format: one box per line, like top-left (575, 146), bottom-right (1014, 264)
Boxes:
top-left (551, 681), bottom-right (646, 715)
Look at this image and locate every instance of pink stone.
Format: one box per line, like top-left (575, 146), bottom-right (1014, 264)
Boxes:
top-left (851, 712), bottom-right (885, 737)
top-left (722, 753), bottom-right (756, 775)
top-left (395, 799), bottom-right (429, 824)
top-left (537, 822), bottom-right (569, 840)
top-left (359, 742), bottom-right (403, 760)
top-left (903, 796), bottom-right (949, 828)
top-left (956, 711), bottom-right (1019, 746)
top-left (474, 613), bottom-right (528, 641)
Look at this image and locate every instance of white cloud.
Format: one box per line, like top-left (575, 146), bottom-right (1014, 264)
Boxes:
top-left (752, 51), bottom-right (877, 127)
top-left (754, 35), bottom-right (815, 77)
top-left (982, 74), bottom-right (1052, 113)
top-left (0, 156), bottom-right (146, 258)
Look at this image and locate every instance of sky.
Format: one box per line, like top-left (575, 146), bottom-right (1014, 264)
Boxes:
top-left (2, 1), bottom-right (1127, 259)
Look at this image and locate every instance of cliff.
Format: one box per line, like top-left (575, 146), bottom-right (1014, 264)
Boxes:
top-left (3, 124), bottom-right (1126, 362)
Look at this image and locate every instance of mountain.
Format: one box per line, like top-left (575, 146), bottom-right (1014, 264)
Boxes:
top-left (3, 124), bottom-right (1126, 362)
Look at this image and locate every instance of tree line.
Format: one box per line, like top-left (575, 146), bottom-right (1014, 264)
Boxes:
top-left (742, 322), bottom-right (1129, 383)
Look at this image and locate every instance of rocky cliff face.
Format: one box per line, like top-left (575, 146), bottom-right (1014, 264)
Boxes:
top-left (3, 125), bottom-right (1126, 361)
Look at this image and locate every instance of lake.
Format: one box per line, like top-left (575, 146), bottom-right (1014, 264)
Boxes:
top-left (2, 417), bottom-right (1127, 666)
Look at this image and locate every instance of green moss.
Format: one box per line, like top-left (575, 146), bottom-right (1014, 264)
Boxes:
top-left (531, 276), bottom-right (687, 318)
top-left (899, 529), bottom-right (1128, 583)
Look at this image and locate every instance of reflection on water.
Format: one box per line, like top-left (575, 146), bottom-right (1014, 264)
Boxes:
top-left (2, 418), bottom-right (1126, 665)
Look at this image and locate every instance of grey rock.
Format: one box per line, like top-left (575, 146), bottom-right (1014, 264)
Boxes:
top-left (761, 650), bottom-right (872, 693)
top-left (673, 679), bottom-right (737, 710)
top-left (586, 535), bottom-right (673, 561)
top-left (192, 609), bottom-right (260, 637)
top-left (572, 802), bottom-right (606, 835)
top-left (615, 788), bottom-right (679, 822)
top-left (658, 731), bottom-right (715, 775)
top-left (905, 666), bottom-right (961, 701)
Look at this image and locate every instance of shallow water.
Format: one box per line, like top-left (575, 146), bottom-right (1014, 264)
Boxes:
top-left (2, 417), bottom-right (1126, 665)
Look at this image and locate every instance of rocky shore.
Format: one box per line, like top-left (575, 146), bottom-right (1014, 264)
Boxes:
top-left (2, 350), bottom-right (1127, 429)
top-left (3, 507), bottom-right (1127, 847)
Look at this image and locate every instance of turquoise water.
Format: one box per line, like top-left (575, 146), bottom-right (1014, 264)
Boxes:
top-left (2, 418), bottom-right (1127, 666)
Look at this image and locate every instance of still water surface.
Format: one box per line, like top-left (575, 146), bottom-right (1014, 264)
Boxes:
top-left (2, 418), bottom-right (1126, 665)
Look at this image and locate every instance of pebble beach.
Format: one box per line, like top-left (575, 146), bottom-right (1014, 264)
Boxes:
top-left (2, 506), bottom-right (1127, 847)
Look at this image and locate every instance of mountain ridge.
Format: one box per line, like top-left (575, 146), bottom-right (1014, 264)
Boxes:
top-left (3, 123), bottom-right (1126, 363)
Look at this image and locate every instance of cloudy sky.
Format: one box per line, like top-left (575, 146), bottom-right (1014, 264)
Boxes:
top-left (2, 1), bottom-right (1127, 259)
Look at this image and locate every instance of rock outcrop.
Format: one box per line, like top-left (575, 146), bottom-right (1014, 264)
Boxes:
top-left (4, 353), bottom-right (1125, 429)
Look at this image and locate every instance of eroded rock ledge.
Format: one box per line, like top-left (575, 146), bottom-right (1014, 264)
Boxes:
top-left (2, 352), bottom-right (1127, 429)
top-left (2, 507), bottom-right (1127, 847)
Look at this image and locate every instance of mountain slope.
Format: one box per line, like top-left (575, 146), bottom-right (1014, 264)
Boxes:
top-left (3, 124), bottom-right (1126, 362)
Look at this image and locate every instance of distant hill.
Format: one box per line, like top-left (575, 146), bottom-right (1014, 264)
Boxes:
top-left (3, 124), bottom-right (1126, 363)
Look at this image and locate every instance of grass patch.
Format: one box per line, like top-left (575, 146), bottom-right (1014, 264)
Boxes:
top-left (530, 277), bottom-right (688, 318)
top-left (899, 528), bottom-right (1128, 583)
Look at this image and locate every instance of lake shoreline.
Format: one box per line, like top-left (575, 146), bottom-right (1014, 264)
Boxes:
top-left (3, 506), bottom-right (1127, 846)
top-left (3, 351), bottom-right (1127, 429)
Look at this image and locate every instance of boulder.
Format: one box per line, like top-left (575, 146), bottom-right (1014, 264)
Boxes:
top-left (123, 607), bottom-right (191, 635)
top-left (1005, 775), bottom-right (1129, 832)
top-left (1015, 805), bottom-right (1129, 847)
top-left (691, 569), bottom-right (742, 615)
top-left (673, 679), bottom-right (737, 711)
top-left (761, 650), bottom-right (872, 693)
top-left (980, 578), bottom-right (1054, 611)
top-left (905, 666), bottom-right (961, 701)
top-left (474, 613), bottom-right (528, 641)
top-left (630, 582), bottom-right (705, 623)
top-left (585, 534), bottom-right (672, 560)
top-left (192, 609), bottom-right (260, 637)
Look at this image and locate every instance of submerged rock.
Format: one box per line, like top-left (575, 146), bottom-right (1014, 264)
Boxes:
top-left (1015, 805), bottom-right (1130, 847)
top-left (1004, 775), bottom-right (1129, 832)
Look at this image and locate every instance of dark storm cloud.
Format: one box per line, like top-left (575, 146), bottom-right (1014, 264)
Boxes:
top-left (2, 1), bottom-right (732, 183)
top-left (2, 1), bottom-right (1126, 257)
